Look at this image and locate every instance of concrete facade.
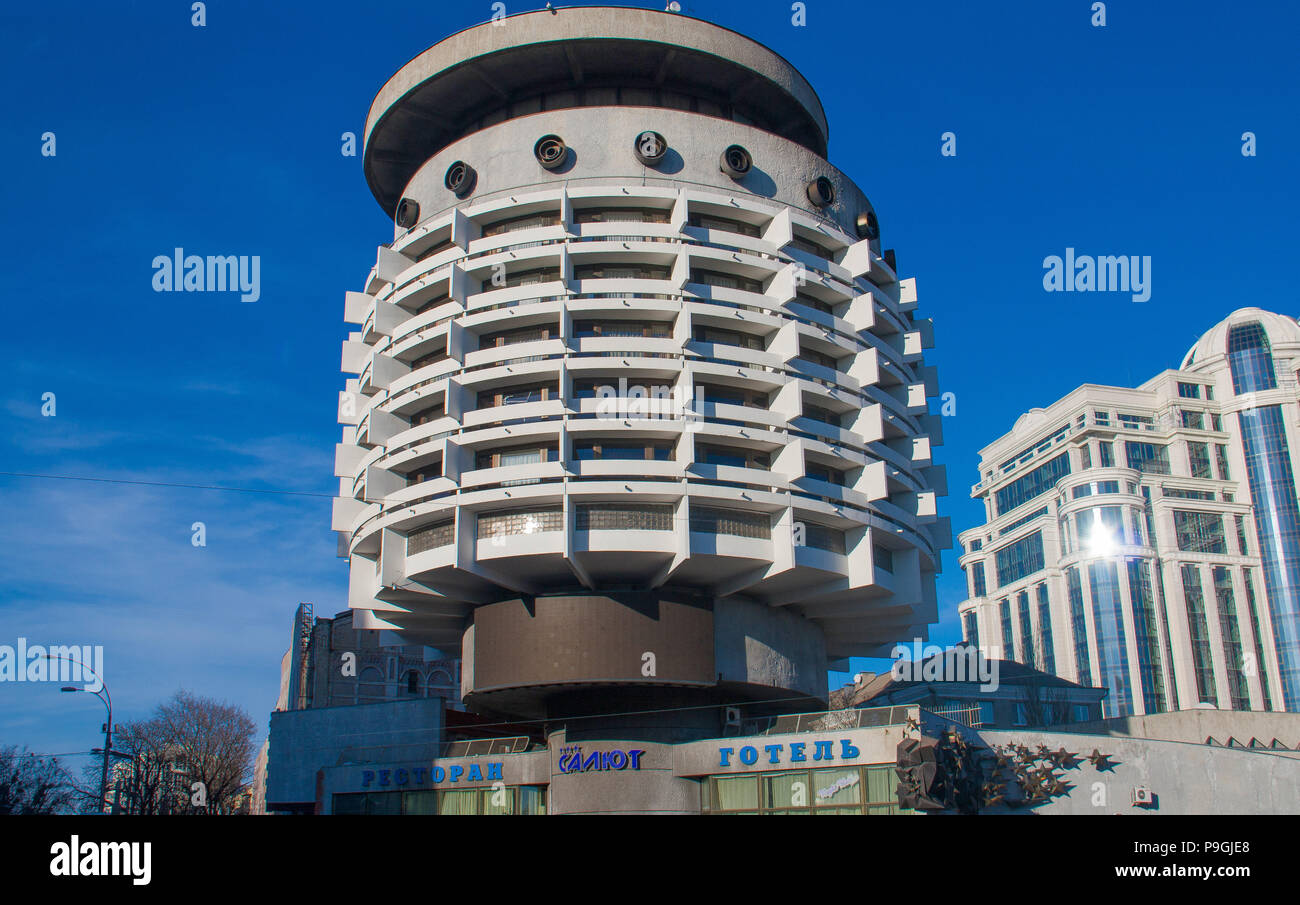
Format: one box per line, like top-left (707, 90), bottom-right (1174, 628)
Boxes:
top-left (266, 697), bottom-right (444, 810)
top-left (1070, 708), bottom-right (1300, 751)
top-left (312, 705), bottom-right (1300, 815)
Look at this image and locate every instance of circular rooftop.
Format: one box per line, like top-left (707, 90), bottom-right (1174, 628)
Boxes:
top-left (363, 6), bottom-right (830, 216)
top-left (1180, 307), bottom-right (1300, 369)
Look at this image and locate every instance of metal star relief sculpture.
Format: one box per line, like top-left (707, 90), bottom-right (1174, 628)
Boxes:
top-left (1051, 747), bottom-right (1080, 769)
top-left (975, 739), bottom-right (1112, 810)
top-left (1087, 749), bottom-right (1117, 772)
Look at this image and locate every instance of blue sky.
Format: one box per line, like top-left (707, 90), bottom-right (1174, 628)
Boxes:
top-left (1, 0), bottom-right (1296, 764)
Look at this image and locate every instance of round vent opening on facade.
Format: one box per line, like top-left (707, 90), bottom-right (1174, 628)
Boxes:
top-left (807, 176), bottom-right (835, 207)
top-left (534, 134), bottom-right (569, 170)
top-left (444, 161), bottom-right (477, 197)
top-left (633, 130), bottom-right (668, 167)
top-left (720, 144), bottom-right (752, 180)
top-left (856, 209), bottom-right (879, 241)
top-left (395, 197), bottom-right (420, 229)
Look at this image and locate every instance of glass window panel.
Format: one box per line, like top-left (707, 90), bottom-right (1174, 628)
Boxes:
top-left (812, 768), bottom-right (862, 806)
top-left (711, 775), bottom-right (759, 811)
top-left (1226, 322), bottom-right (1278, 394)
top-left (1238, 405), bottom-right (1300, 708)
top-left (1089, 560), bottom-right (1132, 717)
top-left (689, 507), bottom-right (771, 539)
top-left (520, 786), bottom-right (547, 815)
top-left (477, 507), bottom-right (564, 538)
top-left (332, 793), bottom-right (364, 815)
top-left (1127, 559), bottom-right (1166, 713)
top-left (576, 504), bottom-right (673, 531)
top-left (1243, 570), bottom-right (1274, 711)
top-left (1000, 598), bottom-right (1015, 659)
top-left (1213, 566), bottom-right (1250, 710)
top-left (994, 530), bottom-right (1045, 586)
top-left (1187, 441), bottom-right (1212, 478)
top-left (1067, 566), bottom-right (1092, 686)
top-left (1181, 564), bottom-right (1219, 705)
top-left (1017, 591), bottom-right (1033, 666)
top-left (762, 771), bottom-right (809, 809)
top-left (995, 453), bottom-right (1070, 516)
top-left (1036, 583), bottom-right (1056, 674)
top-left (481, 787), bottom-right (516, 815)
top-left (865, 765), bottom-right (894, 804)
top-left (435, 789), bottom-right (479, 815)
top-left (402, 791), bottom-right (438, 815)
top-left (1172, 510), bottom-right (1227, 553)
top-left (1216, 444), bottom-right (1231, 480)
top-left (1126, 441), bottom-right (1171, 475)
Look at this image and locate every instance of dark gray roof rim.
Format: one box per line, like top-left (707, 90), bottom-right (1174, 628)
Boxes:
top-left (362, 7), bottom-right (830, 216)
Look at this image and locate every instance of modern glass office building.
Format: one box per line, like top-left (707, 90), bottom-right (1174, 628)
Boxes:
top-left (328, 6), bottom-right (949, 807)
top-left (958, 308), bottom-right (1300, 717)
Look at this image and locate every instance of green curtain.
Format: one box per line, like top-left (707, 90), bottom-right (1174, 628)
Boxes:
top-left (762, 771), bottom-right (809, 809)
top-left (436, 789), bottom-right (478, 815)
top-left (812, 768), bottom-right (862, 807)
top-left (480, 787), bottom-right (516, 815)
top-left (712, 775), bottom-right (758, 811)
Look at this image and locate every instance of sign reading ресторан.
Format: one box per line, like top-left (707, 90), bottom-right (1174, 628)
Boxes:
top-left (717, 738), bottom-right (862, 767)
top-left (360, 763), bottom-right (503, 788)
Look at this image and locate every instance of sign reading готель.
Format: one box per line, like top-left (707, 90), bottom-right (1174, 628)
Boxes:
top-left (717, 738), bottom-right (862, 767)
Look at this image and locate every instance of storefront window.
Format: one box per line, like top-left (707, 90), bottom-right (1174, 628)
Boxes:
top-left (704, 765), bottom-right (911, 815)
top-left (332, 784), bottom-right (546, 815)
top-left (520, 785), bottom-right (547, 816)
top-left (762, 771), bottom-right (807, 809)
top-left (403, 791), bottom-right (437, 815)
top-left (436, 789), bottom-right (479, 815)
top-left (813, 767), bottom-right (862, 809)
top-left (331, 791), bottom-right (401, 815)
top-left (711, 774), bottom-right (760, 811)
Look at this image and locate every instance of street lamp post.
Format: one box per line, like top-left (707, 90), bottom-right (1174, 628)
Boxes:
top-left (51, 653), bottom-right (111, 814)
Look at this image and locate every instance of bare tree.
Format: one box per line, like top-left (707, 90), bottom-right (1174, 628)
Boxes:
top-left (86, 691), bottom-right (257, 815)
top-left (154, 691), bottom-right (256, 815)
top-left (0, 745), bottom-right (77, 815)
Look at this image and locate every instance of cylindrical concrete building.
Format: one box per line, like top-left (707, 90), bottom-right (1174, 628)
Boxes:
top-left (333, 6), bottom-right (949, 749)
